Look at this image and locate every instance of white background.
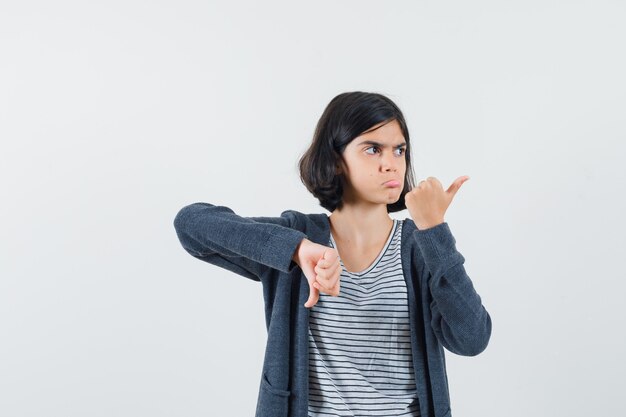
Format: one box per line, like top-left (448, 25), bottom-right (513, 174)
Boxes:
top-left (1, 1), bottom-right (624, 416)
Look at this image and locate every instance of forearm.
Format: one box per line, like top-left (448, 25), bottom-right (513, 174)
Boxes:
top-left (174, 202), bottom-right (307, 273)
top-left (413, 222), bottom-right (492, 355)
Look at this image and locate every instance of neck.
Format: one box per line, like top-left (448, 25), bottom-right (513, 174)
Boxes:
top-left (328, 203), bottom-right (394, 248)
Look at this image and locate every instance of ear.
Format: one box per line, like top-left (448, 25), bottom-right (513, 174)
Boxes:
top-left (336, 157), bottom-right (346, 175)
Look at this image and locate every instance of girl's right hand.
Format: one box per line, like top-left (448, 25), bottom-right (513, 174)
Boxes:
top-left (293, 238), bottom-right (342, 308)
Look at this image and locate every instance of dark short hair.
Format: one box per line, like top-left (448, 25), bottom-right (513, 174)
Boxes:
top-left (298, 91), bottom-right (417, 213)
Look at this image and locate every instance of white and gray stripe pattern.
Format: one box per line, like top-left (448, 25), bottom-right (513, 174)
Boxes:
top-left (308, 219), bottom-right (420, 416)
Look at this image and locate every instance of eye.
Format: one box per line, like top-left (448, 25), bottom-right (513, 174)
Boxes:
top-left (365, 146), bottom-right (406, 156)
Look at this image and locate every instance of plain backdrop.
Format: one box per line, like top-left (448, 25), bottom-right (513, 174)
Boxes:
top-left (1, 1), bottom-right (625, 416)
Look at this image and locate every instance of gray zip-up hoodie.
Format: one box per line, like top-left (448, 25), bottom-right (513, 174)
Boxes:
top-left (173, 202), bottom-right (492, 417)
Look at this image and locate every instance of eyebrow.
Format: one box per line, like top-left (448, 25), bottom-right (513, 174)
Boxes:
top-left (358, 140), bottom-right (407, 148)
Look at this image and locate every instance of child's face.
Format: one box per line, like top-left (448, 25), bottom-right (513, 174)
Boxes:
top-left (338, 119), bottom-right (407, 206)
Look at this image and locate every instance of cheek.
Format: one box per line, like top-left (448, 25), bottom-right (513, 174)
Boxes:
top-left (349, 172), bottom-right (372, 188)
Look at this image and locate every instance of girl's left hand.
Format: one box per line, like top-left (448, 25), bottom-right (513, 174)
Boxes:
top-left (405, 175), bottom-right (470, 230)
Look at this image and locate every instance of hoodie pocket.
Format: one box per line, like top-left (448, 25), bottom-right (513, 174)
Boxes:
top-left (255, 372), bottom-right (291, 417)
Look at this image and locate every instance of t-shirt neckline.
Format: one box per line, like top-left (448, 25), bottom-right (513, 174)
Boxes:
top-left (329, 219), bottom-right (398, 276)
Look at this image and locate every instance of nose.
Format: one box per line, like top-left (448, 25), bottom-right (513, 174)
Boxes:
top-left (381, 150), bottom-right (399, 172)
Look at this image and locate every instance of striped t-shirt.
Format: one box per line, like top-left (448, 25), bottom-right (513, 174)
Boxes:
top-left (308, 218), bottom-right (420, 416)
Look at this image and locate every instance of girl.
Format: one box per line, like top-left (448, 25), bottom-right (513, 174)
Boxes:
top-left (174, 91), bottom-right (492, 417)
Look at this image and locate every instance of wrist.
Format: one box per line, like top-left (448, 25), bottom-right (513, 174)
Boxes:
top-left (416, 219), bottom-right (445, 230)
top-left (292, 238), bottom-right (307, 265)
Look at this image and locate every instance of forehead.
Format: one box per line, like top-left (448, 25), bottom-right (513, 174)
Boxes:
top-left (352, 119), bottom-right (406, 146)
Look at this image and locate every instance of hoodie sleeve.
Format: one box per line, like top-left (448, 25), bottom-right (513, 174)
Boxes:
top-left (412, 221), bottom-right (492, 356)
top-left (173, 202), bottom-right (308, 282)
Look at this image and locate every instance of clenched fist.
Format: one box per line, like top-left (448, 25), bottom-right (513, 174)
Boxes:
top-left (292, 238), bottom-right (342, 308)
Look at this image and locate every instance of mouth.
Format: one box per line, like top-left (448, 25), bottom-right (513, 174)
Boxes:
top-left (383, 180), bottom-right (401, 188)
